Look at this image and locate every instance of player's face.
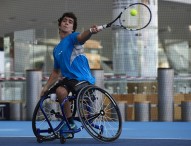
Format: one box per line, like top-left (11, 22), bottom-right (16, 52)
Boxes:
top-left (60, 16), bottom-right (74, 33)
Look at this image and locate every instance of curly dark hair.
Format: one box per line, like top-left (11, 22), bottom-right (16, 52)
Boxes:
top-left (58, 12), bottom-right (77, 32)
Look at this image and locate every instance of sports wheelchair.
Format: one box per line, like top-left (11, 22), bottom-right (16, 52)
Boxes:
top-left (32, 81), bottom-right (122, 144)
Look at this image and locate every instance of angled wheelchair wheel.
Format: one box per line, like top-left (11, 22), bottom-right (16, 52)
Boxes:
top-left (32, 95), bottom-right (63, 141)
top-left (77, 85), bottom-right (122, 142)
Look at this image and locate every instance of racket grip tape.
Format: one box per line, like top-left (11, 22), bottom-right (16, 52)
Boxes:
top-left (97, 24), bottom-right (107, 30)
top-left (97, 25), bottom-right (104, 30)
top-left (89, 24), bottom-right (106, 33)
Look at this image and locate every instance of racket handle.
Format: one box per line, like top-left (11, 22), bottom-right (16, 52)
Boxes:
top-left (97, 24), bottom-right (107, 30)
top-left (89, 25), bottom-right (107, 33)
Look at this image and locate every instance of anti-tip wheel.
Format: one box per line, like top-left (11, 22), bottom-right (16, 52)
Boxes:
top-left (60, 135), bottom-right (66, 144)
top-left (37, 137), bottom-right (43, 143)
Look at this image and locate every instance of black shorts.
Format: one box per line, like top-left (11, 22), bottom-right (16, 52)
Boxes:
top-left (51, 78), bottom-right (90, 94)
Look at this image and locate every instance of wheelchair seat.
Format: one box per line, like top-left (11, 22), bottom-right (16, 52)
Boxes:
top-left (73, 81), bottom-right (90, 93)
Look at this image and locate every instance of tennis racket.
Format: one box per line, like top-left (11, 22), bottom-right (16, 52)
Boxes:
top-left (97, 3), bottom-right (152, 31)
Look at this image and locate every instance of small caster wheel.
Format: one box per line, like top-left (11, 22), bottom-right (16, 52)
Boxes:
top-left (37, 137), bottom-right (43, 143)
top-left (60, 135), bottom-right (66, 144)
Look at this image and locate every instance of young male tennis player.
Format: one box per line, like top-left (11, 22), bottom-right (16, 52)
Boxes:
top-left (40, 12), bottom-right (101, 138)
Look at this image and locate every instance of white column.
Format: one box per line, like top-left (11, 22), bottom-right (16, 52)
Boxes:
top-left (112, 0), bottom-right (158, 77)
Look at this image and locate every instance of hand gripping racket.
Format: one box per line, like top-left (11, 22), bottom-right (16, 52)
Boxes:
top-left (97, 3), bottom-right (152, 31)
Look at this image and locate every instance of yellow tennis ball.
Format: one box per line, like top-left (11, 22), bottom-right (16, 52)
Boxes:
top-left (130, 9), bottom-right (137, 16)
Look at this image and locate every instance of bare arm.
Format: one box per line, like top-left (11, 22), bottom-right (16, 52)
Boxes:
top-left (77, 25), bottom-right (101, 43)
top-left (40, 69), bottom-right (60, 96)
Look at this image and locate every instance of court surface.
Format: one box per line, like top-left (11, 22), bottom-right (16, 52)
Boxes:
top-left (0, 121), bottom-right (191, 146)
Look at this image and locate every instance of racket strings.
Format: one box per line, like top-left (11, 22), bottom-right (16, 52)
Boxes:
top-left (119, 4), bottom-right (151, 30)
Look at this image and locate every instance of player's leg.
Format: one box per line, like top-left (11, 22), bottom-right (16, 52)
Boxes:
top-left (56, 85), bottom-right (77, 139)
top-left (56, 86), bottom-right (72, 118)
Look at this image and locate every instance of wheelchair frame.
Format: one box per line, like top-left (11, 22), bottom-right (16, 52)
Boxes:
top-left (32, 84), bottom-right (122, 144)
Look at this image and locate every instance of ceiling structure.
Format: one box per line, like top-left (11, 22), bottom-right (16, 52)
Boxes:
top-left (164, 0), bottom-right (191, 4)
top-left (0, 0), bottom-right (111, 38)
top-left (0, 0), bottom-right (191, 45)
top-left (158, 0), bottom-right (191, 43)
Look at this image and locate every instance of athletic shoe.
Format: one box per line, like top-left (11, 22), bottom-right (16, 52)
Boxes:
top-left (60, 123), bottom-right (78, 139)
